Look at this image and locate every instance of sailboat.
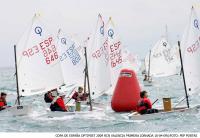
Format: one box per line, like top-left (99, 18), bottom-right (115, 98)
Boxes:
top-left (143, 37), bottom-right (179, 86)
top-left (56, 29), bottom-right (85, 97)
top-left (129, 6), bottom-right (200, 120)
top-left (143, 49), bottom-right (153, 86)
top-left (1, 46), bottom-right (31, 116)
top-left (3, 14), bottom-right (65, 116)
top-left (46, 46), bottom-right (104, 117)
top-left (44, 15), bottom-right (114, 116)
top-left (87, 14), bottom-right (112, 100)
top-left (91, 16), bottom-right (125, 96)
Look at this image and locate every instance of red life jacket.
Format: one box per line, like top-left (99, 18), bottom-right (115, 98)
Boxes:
top-left (0, 97), bottom-right (6, 108)
top-left (50, 97), bottom-right (67, 111)
top-left (137, 98), bottom-right (152, 113)
top-left (72, 92), bottom-right (88, 101)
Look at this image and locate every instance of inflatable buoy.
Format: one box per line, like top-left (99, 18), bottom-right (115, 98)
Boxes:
top-left (111, 69), bottom-right (141, 112)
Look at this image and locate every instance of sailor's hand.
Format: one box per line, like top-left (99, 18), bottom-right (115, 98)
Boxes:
top-left (1, 106), bottom-right (6, 109)
top-left (77, 98), bottom-right (81, 101)
top-left (65, 106), bottom-right (69, 112)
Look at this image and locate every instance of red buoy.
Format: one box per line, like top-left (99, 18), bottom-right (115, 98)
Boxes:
top-left (111, 69), bottom-right (141, 112)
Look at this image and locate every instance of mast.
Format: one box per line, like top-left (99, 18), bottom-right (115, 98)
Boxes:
top-left (147, 50), bottom-right (151, 80)
top-left (165, 25), bottom-right (168, 42)
top-left (84, 47), bottom-right (93, 111)
top-left (84, 69), bottom-right (86, 94)
top-left (178, 41), bottom-right (190, 108)
top-left (14, 45), bottom-right (20, 105)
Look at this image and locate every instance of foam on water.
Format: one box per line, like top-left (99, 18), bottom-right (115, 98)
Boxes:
top-left (0, 67), bottom-right (200, 132)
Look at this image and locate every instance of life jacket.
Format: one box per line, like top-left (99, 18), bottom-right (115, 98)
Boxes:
top-left (0, 97), bottom-right (6, 110)
top-left (44, 92), bottom-right (53, 103)
top-left (72, 92), bottom-right (88, 101)
top-left (137, 98), bottom-right (152, 113)
top-left (50, 97), bottom-right (67, 111)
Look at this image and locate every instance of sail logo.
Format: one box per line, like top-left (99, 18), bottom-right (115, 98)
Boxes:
top-left (100, 25), bottom-right (104, 35)
top-left (61, 38), bottom-right (67, 45)
top-left (108, 29), bottom-right (114, 38)
top-left (194, 19), bottom-right (199, 30)
top-left (163, 42), bottom-right (167, 47)
top-left (35, 26), bottom-right (42, 36)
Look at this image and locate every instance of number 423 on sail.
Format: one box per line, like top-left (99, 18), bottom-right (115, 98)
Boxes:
top-left (22, 37), bottom-right (58, 65)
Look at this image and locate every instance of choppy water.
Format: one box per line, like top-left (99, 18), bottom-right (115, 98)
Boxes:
top-left (0, 67), bottom-right (200, 132)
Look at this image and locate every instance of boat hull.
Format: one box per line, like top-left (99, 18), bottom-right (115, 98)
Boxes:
top-left (2, 105), bottom-right (31, 116)
top-left (128, 105), bottom-right (200, 120)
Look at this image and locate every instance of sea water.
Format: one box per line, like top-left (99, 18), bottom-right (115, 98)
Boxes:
top-left (0, 67), bottom-right (200, 132)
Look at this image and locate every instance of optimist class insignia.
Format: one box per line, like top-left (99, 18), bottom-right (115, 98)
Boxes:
top-left (194, 19), bottom-right (199, 29)
top-left (108, 29), bottom-right (114, 38)
top-left (34, 26), bottom-right (42, 36)
top-left (61, 38), bottom-right (67, 45)
top-left (163, 42), bottom-right (167, 47)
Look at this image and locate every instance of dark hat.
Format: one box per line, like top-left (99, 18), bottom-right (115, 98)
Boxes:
top-left (1, 92), bottom-right (7, 96)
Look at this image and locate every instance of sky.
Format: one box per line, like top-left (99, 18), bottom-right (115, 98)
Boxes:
top-left (0, 0), bottom-right (199, 67)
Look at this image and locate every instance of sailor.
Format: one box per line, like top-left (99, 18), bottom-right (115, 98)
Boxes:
top-left (137, 91), bottom-right (158, 114)
top-left (0, 92), bottom-right (8, 111)
top-left (142, 70), bottom-right (146, 75)
top-left (72, 87), bottom-right (88, 102)
top-left (143, 74), bottom-right (148, 81)
top-left (50, 92), bottom-right (68, 112)
top-left (44, 89), bottom-right (58, 103)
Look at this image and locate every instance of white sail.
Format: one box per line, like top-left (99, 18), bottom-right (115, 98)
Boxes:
top-left (87, 14), bottom-right (112, 99)
top-left (170, 44), bottom-right (181, 74)
top-left (181, 7), bottom-right (200, 95)
top-left (105, 17), bottom-right (123, 85)
top-left (145, 37), bottom-right (178, 77)
top-left (57, 29), bottom-right (85, 86)
top-left (16, 14), bottom-right (64, 96)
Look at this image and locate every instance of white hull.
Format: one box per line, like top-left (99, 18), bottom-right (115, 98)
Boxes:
top-left (128, 105), bottom-right (200, 120)
top-left (2, 105), bottom-right (31, 116)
